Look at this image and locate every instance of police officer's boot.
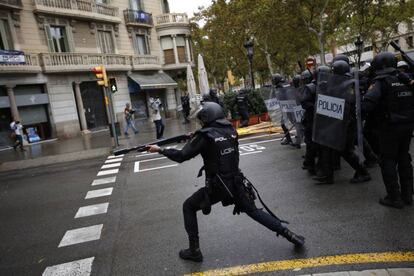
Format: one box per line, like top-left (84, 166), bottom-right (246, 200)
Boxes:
top-left (350, 168), bottom-right (371, 183)
top-left (179, 238), bottom-right (203, 262)
top-left (281, 228), bottom-right (305, 247)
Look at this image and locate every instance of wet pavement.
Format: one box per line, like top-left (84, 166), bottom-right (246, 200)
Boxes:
top-left (0, 118), bottom-right (199, 164)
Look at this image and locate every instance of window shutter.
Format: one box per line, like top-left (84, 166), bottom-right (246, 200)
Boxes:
top-left (65, 25), bottom-right (75, 52)
top-left (140, 0), bottom-right (144, 10)
top-left (44, 25), bottom-right (55, 52)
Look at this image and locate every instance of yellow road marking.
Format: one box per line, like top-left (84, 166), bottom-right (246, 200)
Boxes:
top-left (184, 251), bottom-right (414, 276)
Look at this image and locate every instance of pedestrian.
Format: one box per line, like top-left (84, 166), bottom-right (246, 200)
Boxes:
top-left (124, 103), bottom-right (138, 136)
top-left (181, 93), bottom-right (191, 124)
top-left (363, 52), bottom-right (414, 208)
top-left (147, 102), bottom-right (305, 262)
top-left (10, 119), bottom-right (25, 151)
top-left (149, 96), bottom-right (165, 139)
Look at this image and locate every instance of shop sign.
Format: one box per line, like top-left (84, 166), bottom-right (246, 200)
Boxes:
top-left (0, 50), bottom-right (25, 64)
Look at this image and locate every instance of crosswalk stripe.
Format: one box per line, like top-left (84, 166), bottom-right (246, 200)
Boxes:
top-left (85, 188), bottom-right (113, 199)
top-left (101, 163), bottom-right (121, 169)
top-left (42, 257), bottom-right (94, 276)
top-left (97, 169), bottom-right (119, 176)
top-left (75, 203), bottom-right (109, 218)
top-left (107, 155), bottom-right (123, 159)
top-left (105, 158), bottom-right (123, 164)
top-left (91, 176), bottom-right (116, 186)
top-left (58, 225), bottom-right (103, 247)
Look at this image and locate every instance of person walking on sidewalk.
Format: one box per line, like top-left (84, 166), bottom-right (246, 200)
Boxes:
top-left (181, 93), bottom-right (191, 124)
top-left (150, 96), bottom-right (165, 139)
top-left (124, 103), bottom-right (138, 136)
top-left (10, 119), bottom-right (25, 151)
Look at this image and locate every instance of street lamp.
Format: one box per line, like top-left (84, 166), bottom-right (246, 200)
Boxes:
top-left (355, 36), bottom-right (364, 69)
top-left (244, 39), bottom-right (255, 89)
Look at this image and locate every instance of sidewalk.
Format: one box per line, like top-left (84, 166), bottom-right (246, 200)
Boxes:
top-left (300, 268), bottom-right (414, 276)
top-left (0, 118), bottom-right (199, 172)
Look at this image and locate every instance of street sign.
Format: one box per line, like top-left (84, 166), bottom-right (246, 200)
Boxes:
top-left (0, 50), bottom-right (25, 64)
top-left (109, 78), bottom-right (118, 93)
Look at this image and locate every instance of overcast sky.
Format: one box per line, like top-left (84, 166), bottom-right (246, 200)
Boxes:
top-left (169, 0), bottom-right (213, 17)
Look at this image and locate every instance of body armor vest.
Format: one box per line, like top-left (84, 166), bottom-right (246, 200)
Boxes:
top-left (377, 74), bottom-right (414, 124)
top-left (199, 126), bottom-right (239, 180)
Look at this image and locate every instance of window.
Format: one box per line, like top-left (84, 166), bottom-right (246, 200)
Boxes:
top-left (45, 25), bottom-right (71, 53)
top-left (161, 0), bottom-right (170, 13)
top-left (97, 30), bottom-right (115, 54)
top-left (0, 19), bottom-right (12, 50)
top-left (131, 0), bottom-right (143, 10)
top-left (133, 34), bottom-right (149, 55)
top-left (161, 36), bottom-right (174, 64)
top-left (96, 0), bottom-right (110, 4)
top-left (176, 36), bottom-right (186, 63)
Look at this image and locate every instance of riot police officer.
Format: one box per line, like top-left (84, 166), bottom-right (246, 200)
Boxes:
top-left (363, 52), bottom-right (414, 208)
top-left (203, 88), bottom-right (223, 107)
top-left (272, 73), bottom-right (294, 145)
top-left (233, 89), bottom-right (252, 128)
top-left (148, 102), bottom-right (305, 262)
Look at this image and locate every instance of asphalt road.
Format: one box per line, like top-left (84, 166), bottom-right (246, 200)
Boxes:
top-left (0, 134), bottom-right (413, 276)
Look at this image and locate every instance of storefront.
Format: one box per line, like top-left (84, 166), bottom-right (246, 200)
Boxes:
top-left (0, 84), bottom-right (52, 148)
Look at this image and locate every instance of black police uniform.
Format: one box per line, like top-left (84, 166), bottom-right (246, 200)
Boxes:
top-left (234, 90), bottom-right (251, 128)
top-left (301, 81), bottom-right (318, 173)
top-left (159, 103), bottom-right (304, 262)
top-left (363, 70), bottom-right (414, 208)
top-left (181, 95), bottom-right (191, 123)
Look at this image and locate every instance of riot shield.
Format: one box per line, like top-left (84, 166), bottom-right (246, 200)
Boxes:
top-left (260, 86), bottom-right (282, 124)
top-left (277, 85), bottom-right (304, 124)
top-left (312, 72), bottom-right (354, 151)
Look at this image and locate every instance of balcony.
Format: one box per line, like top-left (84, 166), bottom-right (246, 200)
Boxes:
top-left (40, 53), bottom-right (132, 73)
top-left (124, 9), bottom-right (153, 28)
top-left (132, 55), bottom-right (161, 70)
top-left (0, 0), bottom-right (22, 9)
top-left (0, 53), bottom-right (42, 73)
top-left (155, 13), bottom-right (189, 26)
top-left (33, 0), bottom-right (121, 24)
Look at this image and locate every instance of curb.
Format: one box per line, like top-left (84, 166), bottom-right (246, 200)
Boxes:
top-left (0, 147), bottom-right (111, 173)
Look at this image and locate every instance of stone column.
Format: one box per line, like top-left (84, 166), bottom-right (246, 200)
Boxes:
top-left (172, 35), bottom-right (179, 64)
top-left (7, 85), bottom-right (19, 121)
top-left (74, 82), bottom-right (88, 131)
top-left (185, 36), bottom-right (192, 62)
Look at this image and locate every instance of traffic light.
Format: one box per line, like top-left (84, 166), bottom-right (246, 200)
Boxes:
top-left (109, 78), bottom-right (118, 93)
top-left (92, 65), bottom-right (108, 87)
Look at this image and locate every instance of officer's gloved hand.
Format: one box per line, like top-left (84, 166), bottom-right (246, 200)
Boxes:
top-left (233, 205), bottom-right (241, 215)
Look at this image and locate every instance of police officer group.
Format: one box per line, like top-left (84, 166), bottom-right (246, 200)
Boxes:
top-left (145, 50), bottom-right (413, 263)
top-left (274, 52), bottom-right (413, 211)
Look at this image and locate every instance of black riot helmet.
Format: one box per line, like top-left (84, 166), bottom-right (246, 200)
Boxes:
top-left (332, 60), bottom-right (350, 75)
top-left (197, 101), bottom-right (226, 125)
top-left (371, 52), bottom-right (397, 75)
top-left (271, 73), bottom-right (283, 86)
top-left (314, 65), bottom-right (331, 83)
top-left (292, 74), bottom-right (301, 88)
top-left (300, 70), bottom-right (313, 84)
top-left (332, 54), bottom-right (350, 65)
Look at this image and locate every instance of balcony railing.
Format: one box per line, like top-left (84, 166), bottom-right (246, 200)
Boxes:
top-left (132, 55), bottom-right (160, 70)
top-left (0, 0), bottom-right (22, 8)
top-left (155, 13), bottom-right (189, 26)
top-left (0, 53), bottom-right (41, 73)
top-left (34, 0), bottom-right (119, 19)
top-left (40, 53), bottom-right (132, 72)
top-left (124, 9), bottom-right (153, 27)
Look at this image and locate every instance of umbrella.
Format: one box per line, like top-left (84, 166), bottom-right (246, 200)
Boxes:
top-left (198, 54), bottom-right (210, 96)
top-left (186, 64), bottom-right (200, 114)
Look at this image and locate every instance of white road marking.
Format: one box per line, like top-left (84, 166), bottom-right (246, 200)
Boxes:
top-left (135, 152), bottom-right (158, 158)
top-left (91, 176), bottom-right (116, 186)
top-left (240, 137), bottom-right (282, 147)
top-left (105, 158), bottom-right (123, 164)
top-left (42, 257), bottom-right (94, 276)
top-left (108, 155), bottom-right (123, 159)
top-left (85, 188), bottom-right (113, 199)
top-left (238, 133), bottom-right (279, 141)
top-left (58, 225), bottom-right (103, 247)
top-left (75, 203), bottom-right (109, 218)
top-left (240, 151), bottom-right (263, 156)
top-left (101, 163), bottom-right (121, 169)
top-left (134, 161), bottom-right (140, 173)
top-left (139, 156), bottom-right (167, 163)
top-left (137, 164), bottom-right (178, 173)
top-left (97, 169), bottom-right (119, 176)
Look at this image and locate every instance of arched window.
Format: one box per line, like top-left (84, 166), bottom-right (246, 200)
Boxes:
top-left (161, 0), bottom-right (170, 13)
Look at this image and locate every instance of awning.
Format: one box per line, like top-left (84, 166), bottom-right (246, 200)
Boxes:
top-left (128, 72), bottom-right (177, 90)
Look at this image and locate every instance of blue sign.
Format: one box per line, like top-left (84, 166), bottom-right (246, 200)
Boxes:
top-left (0, 50), bottom-right (25, 64)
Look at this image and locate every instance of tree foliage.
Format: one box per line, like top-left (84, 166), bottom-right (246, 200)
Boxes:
top-left (191, 0), bottom-right (414, 87)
